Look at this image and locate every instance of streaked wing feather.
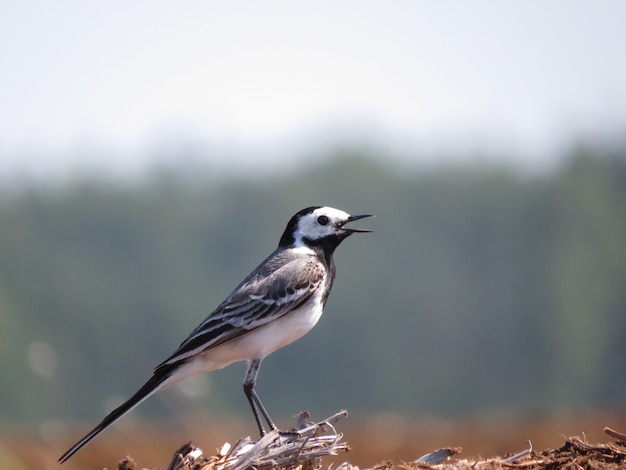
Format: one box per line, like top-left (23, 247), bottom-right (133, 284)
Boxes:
top-left (155, 255), bottom-right (324, 371)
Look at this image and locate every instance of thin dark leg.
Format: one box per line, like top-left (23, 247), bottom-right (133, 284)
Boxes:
top-left (244, 359), bottom-right (277, 436)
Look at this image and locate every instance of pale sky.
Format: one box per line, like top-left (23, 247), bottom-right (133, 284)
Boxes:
top-left (1, 1), bottom-right (625, 179)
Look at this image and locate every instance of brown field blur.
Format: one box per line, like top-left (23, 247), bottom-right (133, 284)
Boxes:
top-left (2, 409), bottom-right (625, 469)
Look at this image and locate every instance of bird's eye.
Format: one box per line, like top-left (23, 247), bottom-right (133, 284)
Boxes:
top-left (317, 215), bottom-right (329, 225)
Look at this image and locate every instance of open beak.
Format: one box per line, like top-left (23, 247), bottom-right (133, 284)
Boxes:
top-left (338, 214), bottom-right (374, 233)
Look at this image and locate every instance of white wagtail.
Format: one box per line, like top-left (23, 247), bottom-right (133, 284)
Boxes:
top-left (59, 205), bottom-right (372, 463)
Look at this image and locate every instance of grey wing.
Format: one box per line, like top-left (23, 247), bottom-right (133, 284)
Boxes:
top-left (155, 255), bottom-right (325, 371)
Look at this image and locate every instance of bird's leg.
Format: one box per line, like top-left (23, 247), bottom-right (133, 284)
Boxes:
top-left (244, 359), bottom-right (278, 436)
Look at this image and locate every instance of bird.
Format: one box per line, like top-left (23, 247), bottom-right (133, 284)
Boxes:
top-left (59, 205), bottom-right (372, 463)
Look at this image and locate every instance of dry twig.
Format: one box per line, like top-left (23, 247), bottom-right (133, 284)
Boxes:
top-left (166, 411), bottom-right (350, 470)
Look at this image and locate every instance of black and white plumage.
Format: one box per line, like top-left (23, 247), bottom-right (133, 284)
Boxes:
top-left (59, 206), bottom-right (372, 463)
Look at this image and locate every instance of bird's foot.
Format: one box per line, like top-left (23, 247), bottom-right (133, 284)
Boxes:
top-left (278, 429), bottom-right (301, 439)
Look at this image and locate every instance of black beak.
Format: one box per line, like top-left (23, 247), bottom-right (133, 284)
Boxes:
top-left (339, 214), bottom-right (374, 233)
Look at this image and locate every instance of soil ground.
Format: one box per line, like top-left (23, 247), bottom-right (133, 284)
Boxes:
top-left (3, 409), bottom-right (626, 469)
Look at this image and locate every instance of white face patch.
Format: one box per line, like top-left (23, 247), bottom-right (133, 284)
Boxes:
top-left (293, 206), bottom-right (351, 245)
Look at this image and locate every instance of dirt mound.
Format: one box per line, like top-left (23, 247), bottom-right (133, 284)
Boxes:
top-left (114, 414), bottom-right (626, 470)
top-left (397, 427), bottom-right (626, 469)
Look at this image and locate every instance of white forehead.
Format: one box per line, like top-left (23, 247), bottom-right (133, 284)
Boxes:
top-left (294, 206), bottom-right (350, 241)
top-left (311, 206), bottom-right (350, 221)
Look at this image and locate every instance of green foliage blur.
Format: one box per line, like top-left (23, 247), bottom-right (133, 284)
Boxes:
top-left (1, 144), bottom-right (625, 428)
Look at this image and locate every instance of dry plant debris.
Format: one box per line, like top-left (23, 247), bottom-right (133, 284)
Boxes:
top-left (165, 411), bottom-right (351, 470)
top-left (114, 413), bottom-right (626, 470)
top-left (387, 427), bottom-right (626, 470)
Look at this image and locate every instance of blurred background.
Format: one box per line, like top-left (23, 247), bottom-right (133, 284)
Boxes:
top-left (1, 1), bottom-right (626, 468)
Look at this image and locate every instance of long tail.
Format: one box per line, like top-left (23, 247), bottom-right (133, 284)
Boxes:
top-left (58, 370), bottom-right (173, 463)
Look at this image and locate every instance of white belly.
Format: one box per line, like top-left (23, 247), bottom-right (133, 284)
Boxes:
top-left (172, 297), bottom-right (325, 381)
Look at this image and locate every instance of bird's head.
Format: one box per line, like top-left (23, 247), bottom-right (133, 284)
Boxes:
top-left (279, 206), bottom-right (373, 250)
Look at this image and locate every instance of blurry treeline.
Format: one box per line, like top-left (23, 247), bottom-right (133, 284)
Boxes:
top-left (0, 144), bottom-right (625, 428)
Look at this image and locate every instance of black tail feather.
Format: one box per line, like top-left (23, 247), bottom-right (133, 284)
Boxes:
top-left (58, 372), bottom-right (171, 463)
